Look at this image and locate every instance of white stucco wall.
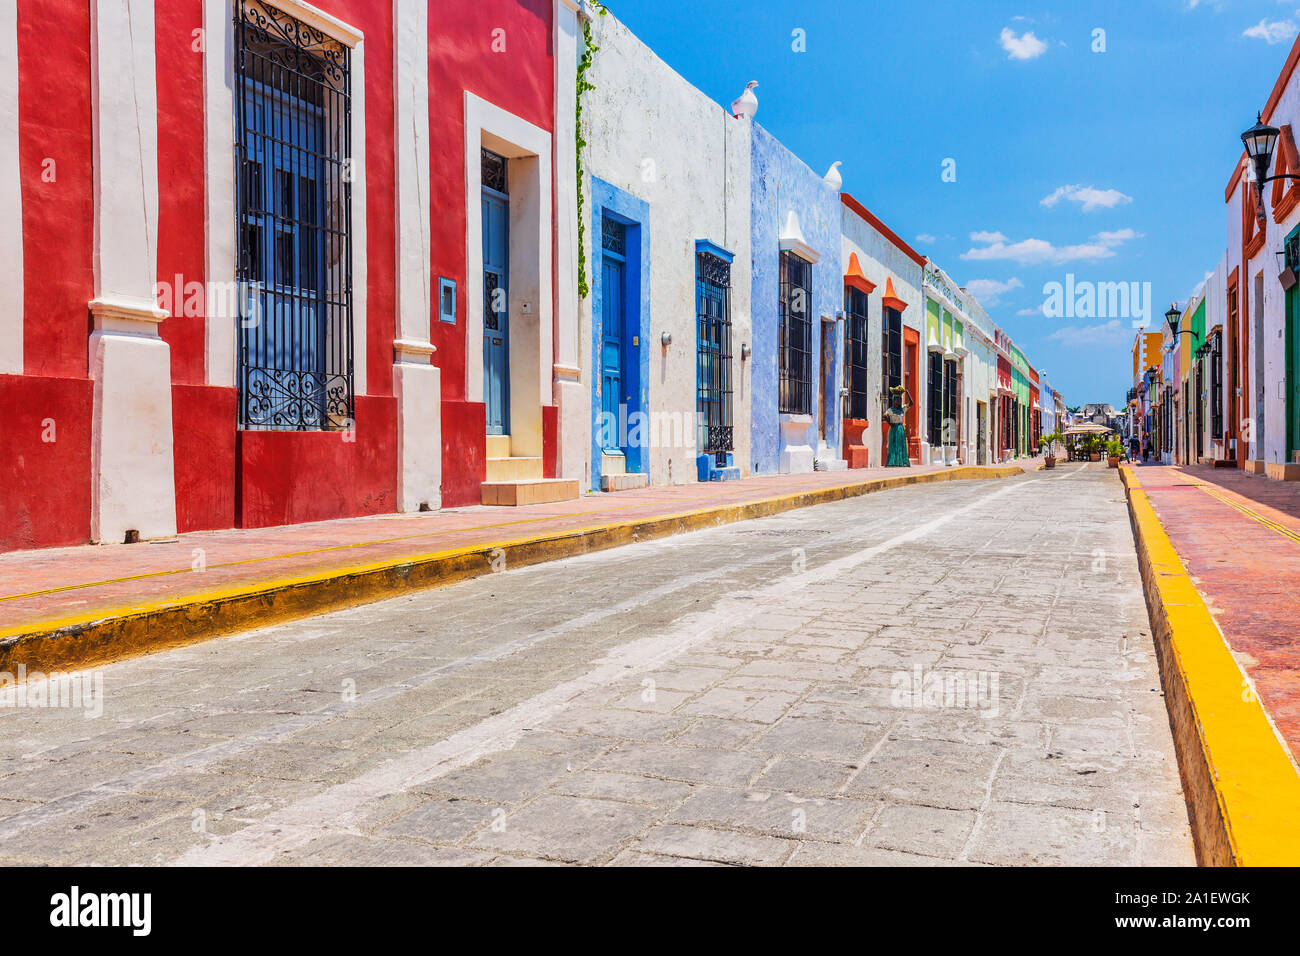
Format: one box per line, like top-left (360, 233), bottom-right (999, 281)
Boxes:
top-left (959, 292), bottom-right (999, 465)
top-left (1258, 70), bottom-right (1300, 469)
top-left (582, 12), bottom-right (752, 486)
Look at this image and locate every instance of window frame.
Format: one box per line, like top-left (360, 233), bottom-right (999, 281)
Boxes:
top-left (779, 250), bottom-right (813, 416)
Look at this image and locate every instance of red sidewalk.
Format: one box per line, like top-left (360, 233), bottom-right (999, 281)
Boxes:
top-left (0, 461), bottom-right (1037, 639)
top-left (1133, 463), bottom-right (1300, 760)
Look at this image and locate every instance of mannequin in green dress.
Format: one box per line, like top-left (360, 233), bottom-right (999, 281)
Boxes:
top-left (885, 387), bottom-right (912, 467)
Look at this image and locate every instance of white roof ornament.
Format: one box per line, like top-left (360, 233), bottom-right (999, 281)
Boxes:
top-left (778, 210), bottom-right (819, 263)
top-left (730, 80), bottom-right (758, 120)
top-left (823, 161), bottom-right (842, 190)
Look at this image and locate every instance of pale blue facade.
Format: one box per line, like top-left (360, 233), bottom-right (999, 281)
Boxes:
top-left (749, 123), bottom-right (843, 475)
top-left (1041, 384), bottom-right (1056, 435)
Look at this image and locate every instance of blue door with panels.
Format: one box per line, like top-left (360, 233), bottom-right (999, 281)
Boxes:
top-left (600, 223), bottom-right (626, 453)
top-left (481, 149), bottom-right (510, 435)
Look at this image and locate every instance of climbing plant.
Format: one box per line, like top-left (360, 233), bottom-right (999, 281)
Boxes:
top-left (575, 2), bottom-right (606, 300)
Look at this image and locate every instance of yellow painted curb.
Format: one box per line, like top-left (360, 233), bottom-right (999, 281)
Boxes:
top-left (0, 466), bottom-right (1023, 674)
top-left (1119, 464), bottom-right (1300, 866)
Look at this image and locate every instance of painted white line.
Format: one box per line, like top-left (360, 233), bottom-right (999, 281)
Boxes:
top-left (175, 477), bottom-right (1035, 865)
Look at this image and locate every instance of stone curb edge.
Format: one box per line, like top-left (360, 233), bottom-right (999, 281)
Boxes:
top-left (1119, 464), bottom-right (1300, 866)
top-left (0, 465), bottom-right (1024, 675)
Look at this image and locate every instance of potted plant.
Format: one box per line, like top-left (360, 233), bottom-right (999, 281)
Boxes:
top-left (1083, 434), bottom-right (1102, 462)
top-left (1037, 429), bottom-right (1064, 468)
top-left (1105, 438), bottom-right (1124, 468)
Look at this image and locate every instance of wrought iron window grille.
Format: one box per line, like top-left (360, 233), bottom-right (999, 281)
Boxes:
top-left (481, 148), bottom-right (508, 195)
top-left (843, 286), bottom-right (870, 421)
top-left (235, 0), bottom-right (353, 431)
top-left (696, 252), bottom-right (733, 467)
top-left (779, 251), bottom-right (813, 416)
top-left (601, 216), bottom-right (627, 257)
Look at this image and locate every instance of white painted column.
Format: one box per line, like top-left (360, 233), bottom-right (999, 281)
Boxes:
top-left (393, 2), bottom-right (439, 511)
top-left (0, 2), bottom-right (22, 375)
top-left (202, 0), bottom-right (236, 388)
top-left (553, 0), bottom-right (585, 480)
top-left (88, 0), bottom-right (176, 543)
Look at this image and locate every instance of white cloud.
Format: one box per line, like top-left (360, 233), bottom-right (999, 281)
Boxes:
top-left (1047, 319), bottom-right (1130, 347)
top-left (915, 233), bottom-right (937, 244)
top-left (1095, 228), bottom-right (1143, 246)
top-left (1243, 18), bottom-right (1297, 44)
top-left (1017, 306), bottom-right (1045, 316)
top-left (961, 228), bottom-right (1139, 265)
top-left (1000, 27), bottom-right (1048, 60)
top-left (1040, 184), bottom-right (1133, 212)
top-left (963, 277), bottom-right (1023, 306)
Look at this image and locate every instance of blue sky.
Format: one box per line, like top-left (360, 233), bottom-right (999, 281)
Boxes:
top-left (603, 0), bottom-right (1300, 407)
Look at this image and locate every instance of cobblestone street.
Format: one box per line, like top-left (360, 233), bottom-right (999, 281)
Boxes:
top-left (0, 464), bottom-right (1194, 866)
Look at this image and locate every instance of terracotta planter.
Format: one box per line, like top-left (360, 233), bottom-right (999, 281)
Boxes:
top-left (1089, 453), bottom-right (1101, 462)
top-left (1043, 456), bottom-right (1056, 469)
top-left (1107, 456), bottom-right (1121, 468)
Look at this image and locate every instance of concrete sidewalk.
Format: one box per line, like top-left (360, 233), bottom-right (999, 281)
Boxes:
top-left (0, 461), bottom-right (1037, 672)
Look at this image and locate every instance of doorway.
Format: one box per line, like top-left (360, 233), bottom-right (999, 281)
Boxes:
top-left (600, 221), bottom-right (626, 458)
top-left (481, 148), bottom-right (510, 436)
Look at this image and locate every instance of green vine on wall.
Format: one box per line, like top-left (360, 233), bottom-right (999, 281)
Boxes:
top-left (575, 3), bottom-right (606, 300)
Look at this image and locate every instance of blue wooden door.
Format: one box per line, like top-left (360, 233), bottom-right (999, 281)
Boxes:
top-left (601, 254), bottom-right (624, 451)
top-left (482, 192), bottom-right (509, 434)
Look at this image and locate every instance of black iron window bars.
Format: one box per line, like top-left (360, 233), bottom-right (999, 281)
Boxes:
top-left (779, 251), bottom-right (813, 415)
top-left (697, 251), bottom-right (733, 467)
top-left (235, 0), bottom-right (353, 431)
top-left (842, 285), bottom-right (870, 421)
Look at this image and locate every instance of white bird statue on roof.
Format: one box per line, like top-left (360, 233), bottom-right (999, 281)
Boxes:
top-left (731, 80), bottom-right (758, 120)
top-left (824, 161), bottom-right (842, 190)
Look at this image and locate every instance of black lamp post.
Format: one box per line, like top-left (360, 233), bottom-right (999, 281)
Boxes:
top-left (1165, 301), bottom-right (1201, 346)
top-left (1241, 112), bottom-right (1300, 220)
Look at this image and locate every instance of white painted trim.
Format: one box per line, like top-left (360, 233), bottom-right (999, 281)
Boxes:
top-left (463, 92), bottom-right (553, 415)
top-left (203, 0), bottom-right (236, 387)
top-left (264, 0), bottom-right (363, 46)
top-left (203, 0), bottom-right (366, 395)
top-left (552, 0), bottom-right (580, 375)
top-left (90, 0), bottom-right (160, 313)
top-left (0, 2), bottom-right (21, 375)
top-left (88, 0), bottom-right (176, 541)
top-left (394, 3), bottom-right (430, 349)
top-left (350, 38), bottom-right (367, 396)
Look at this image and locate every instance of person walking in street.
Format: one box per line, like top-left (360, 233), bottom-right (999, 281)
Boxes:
top-left (1128, 434), bottom-right (1139, 461)
top-left (1142, 438), bottom-right (1152, 462)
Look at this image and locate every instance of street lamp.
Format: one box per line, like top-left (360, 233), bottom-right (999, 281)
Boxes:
top-left (1164, 302), bottom-right (1182, 335)
top-left (1241, 112), bottom-right (1300, 221)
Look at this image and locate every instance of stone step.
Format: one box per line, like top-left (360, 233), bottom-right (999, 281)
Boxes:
top-left (600, 472), bottom-right (648, 492)
top-left (601, 452), bottom-right (627, 476)
top-left (485, 456), bottom-right (543, 483)
top-left (481, 478), bottom-right (581, 506)
top-left (485, 434), bottom-right (511, 458)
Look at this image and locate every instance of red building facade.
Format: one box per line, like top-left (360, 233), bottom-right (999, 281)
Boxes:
top-left (0, 0), bottom-right (583, 552)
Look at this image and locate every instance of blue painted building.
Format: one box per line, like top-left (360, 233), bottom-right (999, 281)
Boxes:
top-left (750, 124), bottom-right (843, 475)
